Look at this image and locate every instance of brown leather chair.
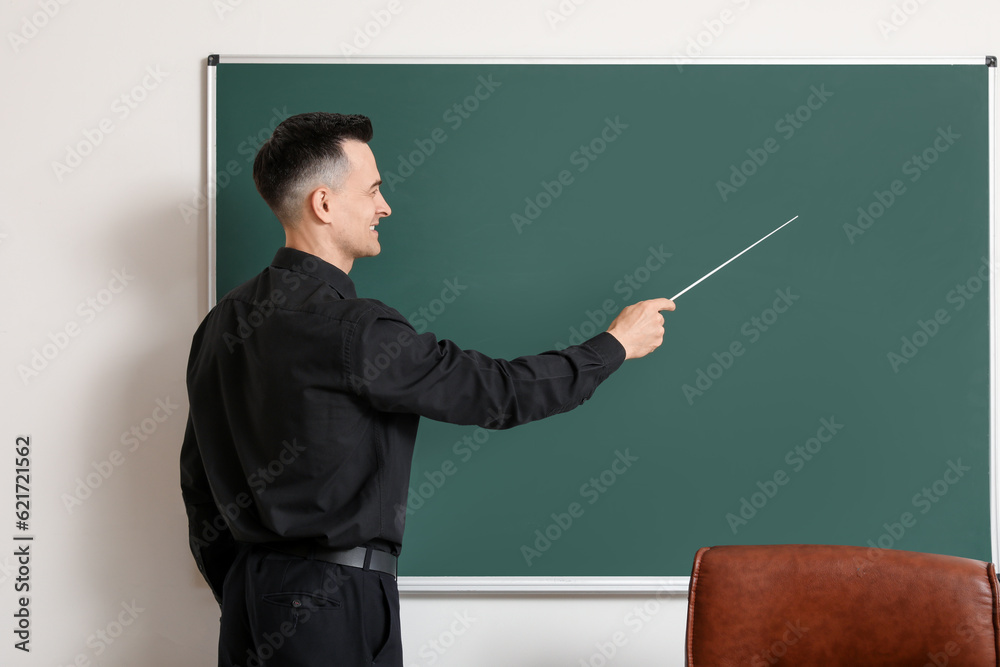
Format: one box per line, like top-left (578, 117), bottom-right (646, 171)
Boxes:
top-left (685, 544), bottom-right (1000, 666)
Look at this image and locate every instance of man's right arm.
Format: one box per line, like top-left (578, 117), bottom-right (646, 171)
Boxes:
top-left (179, 414), bottom-right (237, 606)
top-left (348, 298), bottom-right (674, 429)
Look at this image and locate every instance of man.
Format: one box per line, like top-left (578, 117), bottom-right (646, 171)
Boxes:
top-left (180, 112), bottom-right (674, 666)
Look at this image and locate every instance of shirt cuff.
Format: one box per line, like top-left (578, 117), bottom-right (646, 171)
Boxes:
top-left (581, 331), bottom-right (627, 374)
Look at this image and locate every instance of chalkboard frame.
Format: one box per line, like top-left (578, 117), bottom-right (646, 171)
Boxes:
top-left (206, 55), bottom-right (997, 593)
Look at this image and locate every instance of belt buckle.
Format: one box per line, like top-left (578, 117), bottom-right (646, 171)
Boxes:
top-left (363, 546), bottom-right (373, 571)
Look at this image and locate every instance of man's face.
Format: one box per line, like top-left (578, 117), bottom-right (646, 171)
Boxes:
top-left (328, 139), bottom-right (391, 260)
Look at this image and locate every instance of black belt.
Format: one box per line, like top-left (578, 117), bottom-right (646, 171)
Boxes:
top-left (268, 543), bottom-right (397, 579)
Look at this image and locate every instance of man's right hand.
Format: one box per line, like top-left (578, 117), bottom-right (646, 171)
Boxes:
top-left (606, 298), bottom-right (676, 360)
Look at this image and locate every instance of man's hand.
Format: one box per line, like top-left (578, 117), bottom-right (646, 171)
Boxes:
top-left (606, 298), bottom-right (676, 360)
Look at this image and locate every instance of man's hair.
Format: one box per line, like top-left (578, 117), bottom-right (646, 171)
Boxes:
top-left (252, 112), bottom-right (374, 227)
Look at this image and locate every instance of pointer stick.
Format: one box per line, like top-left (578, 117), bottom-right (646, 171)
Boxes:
top-left (670, 215), bottom-right (800, 301)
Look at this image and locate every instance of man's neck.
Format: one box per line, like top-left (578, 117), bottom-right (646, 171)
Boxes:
top-left (284, 233), bottom-right (353, 274)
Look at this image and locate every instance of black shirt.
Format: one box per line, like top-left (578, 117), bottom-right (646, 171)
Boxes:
top-left (180, 247), bottom-right (626, 600)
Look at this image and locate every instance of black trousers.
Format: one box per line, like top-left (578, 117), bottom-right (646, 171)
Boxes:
top-left (219, 543), bottom-right (403, 667)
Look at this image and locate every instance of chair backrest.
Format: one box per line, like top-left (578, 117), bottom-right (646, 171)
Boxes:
top-left (685, 544), bottom-right (1000, 666)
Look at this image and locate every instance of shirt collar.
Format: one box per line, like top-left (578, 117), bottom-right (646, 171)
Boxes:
top-left (271, 247), bottom-right (358, 300)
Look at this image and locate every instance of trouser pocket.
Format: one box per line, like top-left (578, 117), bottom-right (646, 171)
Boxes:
top-left (370, 573), bottom-right (402, 665)
top-left (244, 549), bottom-right (347, 665)
top-left (260, 590), bottom-right (342, 633)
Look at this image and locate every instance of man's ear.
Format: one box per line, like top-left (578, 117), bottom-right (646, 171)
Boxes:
top-left (309, 186), bottom-right (335, 223)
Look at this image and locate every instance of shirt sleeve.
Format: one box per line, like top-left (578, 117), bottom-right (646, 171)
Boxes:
top-left (179, 414), bottom-right (237, 606)
top-left (349, 302), bottom-right (627, 429)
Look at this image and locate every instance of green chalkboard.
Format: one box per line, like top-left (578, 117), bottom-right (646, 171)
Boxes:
top-left (211, 59), bottom-right (993, 578)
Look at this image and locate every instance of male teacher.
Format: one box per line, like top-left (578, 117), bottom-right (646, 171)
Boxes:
top-left (180, 112), bottom-right (674, 666)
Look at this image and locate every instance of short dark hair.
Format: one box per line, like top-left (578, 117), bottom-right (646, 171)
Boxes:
top-left (252, 112), bottom-right (374, 227)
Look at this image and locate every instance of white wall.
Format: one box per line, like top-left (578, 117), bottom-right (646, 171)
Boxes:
top-left (1, 0), bottom-right (996, 664)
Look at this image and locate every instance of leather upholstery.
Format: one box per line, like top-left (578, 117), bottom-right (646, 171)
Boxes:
top-left (685, 544), bottom-right (1000, 666)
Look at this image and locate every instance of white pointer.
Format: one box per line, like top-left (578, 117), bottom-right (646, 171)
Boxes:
top-left (670, 215), bottom-right (800, 301)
